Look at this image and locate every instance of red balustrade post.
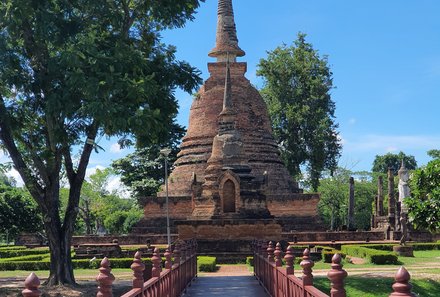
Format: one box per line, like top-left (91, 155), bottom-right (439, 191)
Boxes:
top-left (300, 248), bottom-right (314, 286)
top-left (267, 241), bottom-right (275, 263)
top-left (165, 246), bottom-right (172, 270)
top-left (274, 242), bottom-right (283, 267)
top-left (96, 257), bottom-right (115, 297)
top-left (151, 248), bottom-right (162, 278)
top-left (389, 267), bottom-right (417, 297)
top-left (130, 251), bottom-right (145, 292)
top-left (327, 254), bottom-right (347, 297)
top-left (22, 272), bottom-right (41, 297)
top-left (284, 245), bottom-right (295, 275)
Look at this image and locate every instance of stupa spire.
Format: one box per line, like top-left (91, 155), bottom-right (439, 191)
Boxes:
top-left (208, 0), bottom-right (245, 62)
top-left (222, 59), bottom-right (233, 112)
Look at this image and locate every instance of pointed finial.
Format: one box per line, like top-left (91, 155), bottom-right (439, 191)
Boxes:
top-left (221, 58), bottom-right (234, 113)
top-left (209, 0), bottom-right (245, 61)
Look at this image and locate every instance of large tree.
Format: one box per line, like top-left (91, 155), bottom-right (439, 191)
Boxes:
top-left (371, 151), bottom-right (417, 175)
top-left (257, 33), bottom-right (341, 191)
top-left (406, 158), bottom-right (440, 232)
top-left (0, 0), bottom-right (203, 285)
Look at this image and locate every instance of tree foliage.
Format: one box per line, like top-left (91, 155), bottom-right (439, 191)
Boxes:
top-left (317, 168), bottom-right (376, 231)
top-left (257, 33), bottom-right (341, 191)
top-left (0, 0), bottom-right (203, 285)
top-left (0, 184), bottom-right (43, 242)
top-left (406, 159), bottom-right (440, 232)
top-left (427, 149), bottom-right (440, 160)
top-left (112, 122), bottom-right (184, 202)
top-left (371, 152), bottom-right (417, 175)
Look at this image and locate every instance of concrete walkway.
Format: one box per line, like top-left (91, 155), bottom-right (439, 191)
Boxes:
top-left (183, 275), bottom-right (269, 297)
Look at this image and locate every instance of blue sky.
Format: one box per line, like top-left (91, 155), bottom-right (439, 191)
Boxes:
top-left (161, 0), bottom-right (440, 172)
top-left (2, 0), bottom-right (439, 185)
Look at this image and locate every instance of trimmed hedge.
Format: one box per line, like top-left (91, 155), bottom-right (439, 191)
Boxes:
top-left (0, 248), bottom-right (49, 258)
top-left (198, 256), bottom-right (216, 272)
top-left (341, 245), bottom-right (398, 265)
top-left (0, 254), bottom-right (50, 262)
top-left (0, 257), bottom-right (152, 271)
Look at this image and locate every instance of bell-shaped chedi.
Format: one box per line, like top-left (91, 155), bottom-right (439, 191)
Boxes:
top-left (138, 0), bottom-right (322, 235)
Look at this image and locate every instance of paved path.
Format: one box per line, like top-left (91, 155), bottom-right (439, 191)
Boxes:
top-left (183, 275), bottom-right (269, 297)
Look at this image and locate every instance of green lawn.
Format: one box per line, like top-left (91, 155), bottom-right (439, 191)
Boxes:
top-left (314, 276), bottom-right (440, 297)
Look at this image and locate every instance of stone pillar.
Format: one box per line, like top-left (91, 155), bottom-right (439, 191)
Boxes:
top-left (388, 168), bottom-right (396, 229)
top-left (377, 176), bottom-right (384, 216)
top-left (347, 177), bottom-right (355, 231)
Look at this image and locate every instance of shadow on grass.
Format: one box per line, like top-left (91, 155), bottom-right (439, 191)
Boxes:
top-left (314, 276), bottom-right (440, 297)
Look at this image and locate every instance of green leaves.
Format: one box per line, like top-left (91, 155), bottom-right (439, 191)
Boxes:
top-left (407, 159), bottom-right (440, 233)
top-left (371, 151), bottom-right (417, 175)
top-left (257, 32), bottom-right (341, 191)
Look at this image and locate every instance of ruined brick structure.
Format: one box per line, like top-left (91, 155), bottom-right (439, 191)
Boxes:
top-left (134, 0), bottom-right (323, 239)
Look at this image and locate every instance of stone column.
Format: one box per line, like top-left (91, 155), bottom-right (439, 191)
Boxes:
top-left (348, 177), bottom-right (355, 231)
top-left (388, 168), bottom-right (396, 229)
top-left (377, 176), bottom-right (384, 216)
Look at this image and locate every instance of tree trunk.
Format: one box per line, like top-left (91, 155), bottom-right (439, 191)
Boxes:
top-left (44, 222), bottom-right (76, 285)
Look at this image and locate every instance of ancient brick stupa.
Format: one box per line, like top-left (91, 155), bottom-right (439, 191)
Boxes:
top-left (136, 0), bottom-right (323, 240)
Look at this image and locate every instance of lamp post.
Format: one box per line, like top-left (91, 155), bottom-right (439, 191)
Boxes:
top-left (160, 148), bottom-right (172, 247)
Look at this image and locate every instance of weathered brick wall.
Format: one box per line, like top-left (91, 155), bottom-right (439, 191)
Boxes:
top-left (142, 196), bottom-right (192, 219)
top-left (267, 194), bottom-right (320, 217)
top-left (177, 219), bottom-right (282, 240)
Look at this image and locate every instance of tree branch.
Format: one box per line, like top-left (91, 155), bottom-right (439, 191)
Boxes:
top-left (0, 95), bottom-right (45, 204)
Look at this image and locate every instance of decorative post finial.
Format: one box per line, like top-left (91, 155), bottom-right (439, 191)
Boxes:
top-left (284, 246), bottom-right (295, 275)
top-left (209, 0), bottom-right (245, 61)
top-left (327, 254), bottom-right (348, 297)
top-left (96, 257), bottom-right (115, 297)
top-left (274, 242), bottom-right (282, 267)
top-left (22, 272), bottom-right (41, 297)
top-left (300, 248), bottom-right (314, 286)
top-left (131, 251), bottom-right (145, 290)
top-left (389, 267), bottom-right (417, 297)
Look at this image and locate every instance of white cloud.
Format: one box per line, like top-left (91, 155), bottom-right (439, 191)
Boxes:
top-left (348, 118), bottom-right (357, 125)
top-left (85, 165), bottom-right (106, 180)
top-left (110, 143), bottom-right (122, 153)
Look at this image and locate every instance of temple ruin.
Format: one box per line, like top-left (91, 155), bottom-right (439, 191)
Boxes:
top-left (134, 0), bottom-right (323, 240)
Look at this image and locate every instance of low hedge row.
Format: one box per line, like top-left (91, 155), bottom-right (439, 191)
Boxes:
top-left (341, 245), bottom-right (398, 265)
top-left (321, 249), bottom-right (345, 263)
top-left (0, 257), bottom-right (153, 271)
top-left (198, 256), bottom-right (216, 272)
top-left (0, 253), bottom-right (50, 262)
top-left (0, 248), bottom-right (49, 258)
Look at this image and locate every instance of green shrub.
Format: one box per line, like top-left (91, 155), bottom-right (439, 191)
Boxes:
top-left (198, 256), bottom-right (216, 272)
top-left (341, 245), bottom-right (398, 265)
top-left (246, 256), bottom-right (254, 267)
top-left (0, 248), bottom-right (49, 258)
top-left (0, 257), bottom-right (152, 271)
top-left (322, 250), bottom-right (344, 263)
top-left (0, 254), bottom-right (50, 262)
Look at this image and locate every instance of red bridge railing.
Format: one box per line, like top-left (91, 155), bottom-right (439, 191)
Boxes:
top-left (253, 240), bottom-right (416, 297)
top-left (118, 239), bottom-right (197, 297)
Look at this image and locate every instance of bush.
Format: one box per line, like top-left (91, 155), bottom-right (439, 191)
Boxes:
top-left (246, 256), bottom-right (254, 267)
top-left (322, 250), bottom-right (345, 263)
top-left (0, 257), bottom-right (152, 271)
top-left (0, 248), bottom-right (49, 258)
top-left (341, 245), bottom-right (398, 265)
top-left (0, 254), bottom-right (49, 262)
top-left (198, 256), bottom-right (216, 272)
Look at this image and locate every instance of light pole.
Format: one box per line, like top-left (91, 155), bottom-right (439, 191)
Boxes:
top-left (160, 148), bottom-right (172, 247)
